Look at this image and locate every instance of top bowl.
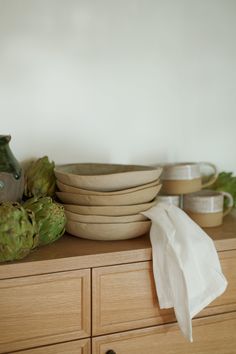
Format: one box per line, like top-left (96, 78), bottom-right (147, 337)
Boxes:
top-left (54, 163), bottom-right (162, 192)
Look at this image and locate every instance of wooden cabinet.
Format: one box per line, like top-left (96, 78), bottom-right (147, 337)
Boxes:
top-left (93, 312), bottom-right (236, 354)
top-left (0, 269), bottom-right (90, 353)
top-left (0, 213), bottom-right (236, 354)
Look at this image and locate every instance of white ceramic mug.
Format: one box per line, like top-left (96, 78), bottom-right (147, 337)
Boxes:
top-left (157, 195), bottom-right (180, 207)
top-left (183, 189), bottom-right (234, 227)
top-left (161, 162), bottom-right (218, 195)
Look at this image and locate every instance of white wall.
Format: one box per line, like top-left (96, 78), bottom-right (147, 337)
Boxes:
top-left (0, 0), bottom-right (236, 173)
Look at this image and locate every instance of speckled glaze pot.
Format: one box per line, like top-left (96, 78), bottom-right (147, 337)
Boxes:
top-left (0, 135), bottom-right (24, 202)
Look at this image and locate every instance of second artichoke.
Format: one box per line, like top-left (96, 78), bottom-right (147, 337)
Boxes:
top-left (24, 197), bottom-right (66, 246)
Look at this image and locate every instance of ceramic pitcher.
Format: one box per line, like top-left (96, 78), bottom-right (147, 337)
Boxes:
top-left (0, 135), bottom-right (24, 202)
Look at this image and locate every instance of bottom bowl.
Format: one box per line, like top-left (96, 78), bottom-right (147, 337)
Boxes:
top-left (66, 220), bottom-right (151, 241)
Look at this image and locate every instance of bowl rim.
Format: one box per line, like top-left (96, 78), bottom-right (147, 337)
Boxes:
top-left (56, 183), bottom-right (162, 199)
top-left (54, 162), bottom-right (162, 177)
top-left (56, 179), bottom-right (161, 195)
top-left (63, 198), bottom-right (158, 216)
top-left (65, 209), bottom-right (148, 223)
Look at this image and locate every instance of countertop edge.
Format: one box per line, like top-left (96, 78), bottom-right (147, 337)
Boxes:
top-left (0, 237), bottom-right (235, 280)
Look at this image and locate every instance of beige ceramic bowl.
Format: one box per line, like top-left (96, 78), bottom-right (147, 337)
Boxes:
top-left (63, 199), bottom-right (157, 216)
top-left (65, 210), bottom-right (148, 224)
top-left (57, 179), bottom-right (160, 195)
top-left (56, 184), bottom-right (162, 206)
top-left (54, 163), bottom-right (162, 192)
top-left (66, 220), bottom-right (151, 241)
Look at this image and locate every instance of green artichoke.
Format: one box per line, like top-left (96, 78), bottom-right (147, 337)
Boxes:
top-left (0, 202), bottom-right (39, 262)
top-left (24, 197), bottom-right (66, 246)
top-left (24, 156), bottom-right (56, 198)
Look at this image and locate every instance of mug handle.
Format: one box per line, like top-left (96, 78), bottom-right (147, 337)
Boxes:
top-left (199, 162), bottom-right (218, 188)
top-left (221, 191), bottom-right (234, 217)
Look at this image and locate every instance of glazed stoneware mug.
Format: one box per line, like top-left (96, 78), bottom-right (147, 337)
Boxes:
top-left (161, 162), bottom-right (218, 195)
top-left (183, 189), bottom-right (234, 227)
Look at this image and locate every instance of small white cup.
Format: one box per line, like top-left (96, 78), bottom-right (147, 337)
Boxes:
top-left (157, 195), bottom-right (180, 207)
top-left (183, 189), bottom-right (234, 227)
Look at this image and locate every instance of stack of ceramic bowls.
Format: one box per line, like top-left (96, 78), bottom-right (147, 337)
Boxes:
top-left (55, 163), bottom-right (162, 241)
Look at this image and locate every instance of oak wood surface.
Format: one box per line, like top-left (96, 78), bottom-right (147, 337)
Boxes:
top-left (0, 269), bottom-right (90, 353)
top-left (92, 261), bottom-right (175, 336)
top-left (16, 338), bottom-right (90, 354)
top-left (197, 250), bottom-right (236, 317)
top-left (92, 250), bottom-right (236, 336)
top-left (0, 212), bottom-right (235, 354)
top-left (0, 212), bottom-right (236, 280)
top-left (92, 312), bottom-right (236, 354)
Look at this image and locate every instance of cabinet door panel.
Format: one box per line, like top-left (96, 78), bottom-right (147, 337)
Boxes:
top-left (93, 250), bottom-right (236, 335)
top-left (93, 312), bottom-right (236, 354)
top-left (17, 338), bottom-right (90, 354)
top-left (198, 250), bottom-right (236, 317)
top-left (0, 269), bottom-right (90, 353)
top-left (92, 262), bottom-right (175, 335)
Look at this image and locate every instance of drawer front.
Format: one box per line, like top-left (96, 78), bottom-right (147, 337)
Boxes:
top-left (93, 312), bottom-right (236, 354)
top-left (92, 262), bottom-right (175, 335)
top-left (0, 269), bottom-right (90, 353)
top-left (17, 338), bottom-right (90, 354)
top-left (92, 250), bottom-right (236, 335)
top-left (198, 250), bottom-right (236, 317)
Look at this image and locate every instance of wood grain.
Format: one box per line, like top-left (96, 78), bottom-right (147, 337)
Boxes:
top-left (17, 338), bottom-right (90, 354)
top-left (92, 261), bottom-right (175, 335)
top-left (92, 250), bottom-right (236, 336)
top-left (92, 312), bottom-right (236, 354)
top-left (197, 250), bottom-right (236, 317)
top-left (0, 269), bottom-right (90, 353)
top-left (0, 212), bottom-right (235, 353)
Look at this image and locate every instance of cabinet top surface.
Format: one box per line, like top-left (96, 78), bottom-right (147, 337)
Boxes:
top-left (1, 211), bottom-right (236, 279)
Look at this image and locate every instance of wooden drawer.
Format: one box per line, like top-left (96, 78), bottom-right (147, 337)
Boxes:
top-left (17, 338), bottom-right (90, 354)
top-left (92, 262), bottom-right (175, 335)
top-left (92, 250), bottom-right (236, 335)
top-left (0, 269), bottom-right (90, 353)
top-left (198, 250), bottom-right (236, 317)
top-left (93, 312), bottom-right (236, 354)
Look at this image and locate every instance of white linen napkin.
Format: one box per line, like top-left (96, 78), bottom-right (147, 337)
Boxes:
top-left (142, 202), bottom-right (227, 342)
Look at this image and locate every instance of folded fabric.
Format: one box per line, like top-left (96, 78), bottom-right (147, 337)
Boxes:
top-left (142, 202), bottom-right (227, 342)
